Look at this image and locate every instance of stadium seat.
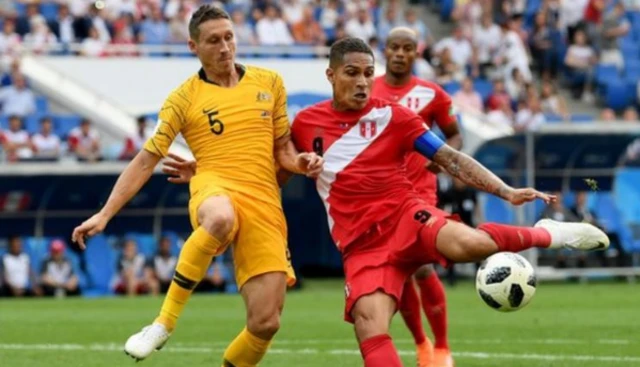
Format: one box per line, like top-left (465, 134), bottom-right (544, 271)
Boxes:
top-left (481, 193), bottom-right (515, 224)
top-left (0, 115), bottom-right (8, 130)
top-left (440, 0), bottom-right (454, 21)
top-left (24, 237), bottom-right (49, 273)
top-left (570, 114), bottom-right (595, 123)
top-left (84, 235), bottom-right (117, 296)
top-left (125, 232), bottom-right (157, 258)
top-left (35, 96), bottom-right (49, 113)
top-left (473, 79), bottom-right (493, 103)
top-left (54, 115), bottom-right (82, 138)
top-left (25, 114), bottom-right (46, 134)
top-left (625, 60), bottom-right (640, 82)
top-left (40, 3), bottom-right (59, 21)
top-left (622, 44), bottom-right (640, 61)
top-left (442, 81), bottom-right (461, 95)
top-left (604, 79), bottom-right (632, 110)
top-left (595, 64), bottom-right (620, 86)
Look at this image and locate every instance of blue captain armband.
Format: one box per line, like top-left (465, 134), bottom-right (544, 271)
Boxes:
top-left (414, 130), bottom-right (445, 160)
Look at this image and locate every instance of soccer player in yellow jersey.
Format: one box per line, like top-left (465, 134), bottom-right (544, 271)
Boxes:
top-left (71, 5), bottom-right (323, 366)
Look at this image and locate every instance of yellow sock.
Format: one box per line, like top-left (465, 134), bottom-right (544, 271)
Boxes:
top-left (155, 227), bottom-right (223, 331)
top-left (221, 327), bottom-right (272, 367)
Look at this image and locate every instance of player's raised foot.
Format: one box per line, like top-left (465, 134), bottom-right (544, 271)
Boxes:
top-left (433, 348), bottom-right (454, 367)
top-left (416, 338), bottom-right (434, 367)
top-left (124, 323), bottom-right (171, 362)
top-left (535, 219), bottom-right (609, 251)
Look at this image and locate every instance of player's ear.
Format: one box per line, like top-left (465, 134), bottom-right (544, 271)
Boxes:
top-left (326, 68), bottom-right (335, 85)
top-left (187, 39), bottom-right (197, 54)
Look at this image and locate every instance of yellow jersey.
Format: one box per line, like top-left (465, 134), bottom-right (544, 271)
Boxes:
top-left (144, 65), bottom-right (290, 208)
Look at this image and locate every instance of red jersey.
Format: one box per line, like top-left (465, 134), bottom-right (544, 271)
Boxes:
top-left (291, 98), bottom-right (428, 250)
top-left (371, 76), bottom-right (456, 199)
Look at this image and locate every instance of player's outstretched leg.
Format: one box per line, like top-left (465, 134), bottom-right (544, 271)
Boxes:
top-left (353, 292), bottom-right (403, 367)
top-left (423, 218), bottom-right (609, 265)
top-left (414, 265), bottom-right (452, 367)
top-left (124, 196), bottom-right (236, 361)
top-left (222, 272), bottom-right (286, 367)
top-left (398, 280), bottom-right (433, 367)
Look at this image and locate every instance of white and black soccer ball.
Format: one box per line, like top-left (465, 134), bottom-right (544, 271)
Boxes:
top-left (475, 252), bottom-right (537, 312)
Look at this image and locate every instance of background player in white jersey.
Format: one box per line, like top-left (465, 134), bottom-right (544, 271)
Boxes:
top-left (371, 27), bottom-right (459, 367)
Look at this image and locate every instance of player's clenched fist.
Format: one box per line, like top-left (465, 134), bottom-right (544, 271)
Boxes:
top-left (295, 152), bottom-right (324, 178)
top-left (505, 188), bottom-right (556, 206)
top-left (71, 213), bottom-right (109, 250)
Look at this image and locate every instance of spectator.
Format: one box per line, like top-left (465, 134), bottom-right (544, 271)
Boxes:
top-left (514, 98), bottom-right (547, 131)
top-left (114, 239), bottom-right (158, 296)
top-left (139, 5), bottom-right (169, 44)
top-left (68, 118), bottom-right (101, 162)
top-left (559, 0), bottom-right (589, 42)
top-left (529, 12), bottom-right (556, 80)
top-left (292, 5), bottom-right (326, 46)
top-left (600, 108), bottom-right (617, 121)
top-left (31, 117), bottom-right (61, 160)
top-left (377, 6), bottom-right (399, 44)
top-left (196, 257), bottom-right (227, 293)
top-left (15, 3), bottom-right (41, 36)
top-left (434, 26), bottom-right (474, 73)
top-left (89, 3), bottom-right (113, 44)
top-left (39, 240), bottom-right (80, 297)
top-left (583, 0), bottom-right (607, 43)
top-left (81, 26), bottom-right (107, 57)
top-left (23, 16), bottom-right (59, 54)
top-left (1, 115), bottom-right (32, 162)
top-left (368, 37), bottom-right (384, 66)
top-left (120, 116), bottom-right (152, 160)
top-left (473, 13), bottom-right (502, 78)
top-left (486, 96), bottom-right (515, 127)
top-left (256, 5), bottom-right (294, 45)
top-left (147, 237), bottom-right (177, 293)
top-left (345, 7), bottom-right (376, 42)
top-left (1, 236), bottom-right (41, 297)
top-left (282, 0), bottom-right (304, 25)
top-left (453, 77), bottom-right (484, 111)
top-left (564, 29), bottom-right (597, 101)
top-left (231, 10), bottom-right (257, 46)
top-left (403, 8), bottom-right (432, 51)
top-left (1, 58), bottom-right (21, 87)
top-left (486, 78), bottom-right (511, 111)
top-left (111, 17), bottom-right (138, 56)
top-left (571, 191), bottom-right (600, 226)
top-left (540, 81), bottom-right (570, 119)
top-left (48, 4), bottom-right (76, 46)
top-left (434, 47), bottom-right (464, 84)
top-left (495, 18), bottom-right (532, 84)
top-left (623, 106), bottom-right (639, 122)
top-left (505, 67), bottom-right (527, 101)
top-left (0, 20), bottom-right (22, 67)
top-left (169, 6), bottom-right (191, 43)
top-left (319, 0), bottom-right (342, 36)
top-left (600, 2), bottom-right (629, 70)
top-left (452, 0), bottom-right (483, 36)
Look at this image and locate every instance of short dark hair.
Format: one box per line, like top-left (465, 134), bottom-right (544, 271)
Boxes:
top-left (189, 4), bottom-right (230, 41)
top-left (329, 37), bottom-right (374, 68)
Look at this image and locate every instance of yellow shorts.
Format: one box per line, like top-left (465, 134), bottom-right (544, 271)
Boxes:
top-left (188, 179), bottom-right (296, 289)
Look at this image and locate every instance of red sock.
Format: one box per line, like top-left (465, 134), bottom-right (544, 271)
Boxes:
top-left (398, 280), bottom-right (426, 345)
top-left (417, 272), bottom-right (449, 350)
top-left (477, 223), bottom-right (551, 252)
top-left (359, 334), bottom-right (403, 367)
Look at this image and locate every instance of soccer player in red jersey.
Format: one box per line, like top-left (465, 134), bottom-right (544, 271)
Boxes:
top-left (371, 27), bottom-right (459, 367)
top-left (163, 38), bottom-right (609, 367)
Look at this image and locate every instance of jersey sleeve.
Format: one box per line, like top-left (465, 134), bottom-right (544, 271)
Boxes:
top-left (271, 72), bottom-right (291, 140)
top-left (394, 105), bottom-right (430, 152)
top-left (143, 88), bottom-right (189, 158)
top-left (422, 86), bottom-right (457, 129)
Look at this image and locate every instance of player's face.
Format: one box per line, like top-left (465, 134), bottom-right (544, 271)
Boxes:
top-left (384, 36), bottom-right (417, 77)
top-left (189, 18), bottom-right (237, 73)
top-left (327, 52), bottom-right (375, 110)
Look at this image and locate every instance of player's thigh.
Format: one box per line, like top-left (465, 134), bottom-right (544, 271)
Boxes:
top-left (233, 197), bottom-right (294, 289)
top-left (188, 186), bottom-right (238, 238)
top-left (240, 271), bottom-right (287, 335)
top-left (351, 291), bottom-right (397, 342)
top-left (435, 220), bottom-right (497, 263)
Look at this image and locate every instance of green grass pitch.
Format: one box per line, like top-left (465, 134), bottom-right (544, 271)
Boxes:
top-left (1, 280), bottom-right (638, 367)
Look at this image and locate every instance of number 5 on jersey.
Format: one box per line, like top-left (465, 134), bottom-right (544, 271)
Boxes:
top-left (206, 111), bottom-right (224, 135)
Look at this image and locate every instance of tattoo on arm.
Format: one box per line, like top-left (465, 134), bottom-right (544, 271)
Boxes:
top-left (432, 145), bottom-right (511, 199)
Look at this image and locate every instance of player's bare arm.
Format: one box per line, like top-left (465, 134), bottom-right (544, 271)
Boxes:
top-left (274, 134), bottom-right (324, 178)
top-left (71, 150), bottom-right (161, 248)
top-left (415, 131), bottom-right (556, 206)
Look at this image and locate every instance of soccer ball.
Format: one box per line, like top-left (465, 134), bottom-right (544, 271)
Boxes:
top-left (475, 252), bottom-right (537, 312)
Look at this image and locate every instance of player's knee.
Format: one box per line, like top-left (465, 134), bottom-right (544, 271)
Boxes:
top-left (247, 310), bottom-right (281, 340)
top-left (455, 230), bottom-right (495, 259)
top-left (199, 210), bottom-right (235, 240)
top-left (352, 293), bottom-right (395, 341)
top-left (414, 264), bottom-right (435, 279)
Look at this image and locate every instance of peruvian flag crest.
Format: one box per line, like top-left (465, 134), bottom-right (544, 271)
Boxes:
top-left (359, 120), bottom-right (377, 139)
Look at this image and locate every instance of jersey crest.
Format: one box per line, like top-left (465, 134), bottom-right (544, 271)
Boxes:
top-left (359, 120), bottom-right (377, 139)
top-left (398, 85), bottom-right (436, 113)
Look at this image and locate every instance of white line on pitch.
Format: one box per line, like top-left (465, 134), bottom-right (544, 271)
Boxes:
top-left (0, 343), bottom-right (638, 363)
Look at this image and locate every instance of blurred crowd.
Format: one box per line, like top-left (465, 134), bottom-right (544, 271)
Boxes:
top-left (0, 234), bottom-right (232, 298)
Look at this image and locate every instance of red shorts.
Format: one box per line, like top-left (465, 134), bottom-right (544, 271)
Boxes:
top-left (342, 199), bottom-right (454, 323)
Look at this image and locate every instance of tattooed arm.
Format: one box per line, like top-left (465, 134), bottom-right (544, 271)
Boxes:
top-left (431, 144), bottom-right (512, 200)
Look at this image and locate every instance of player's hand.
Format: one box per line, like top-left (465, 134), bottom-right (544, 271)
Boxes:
top-left (71, 213), bottom-right (109, 250)
top-left (505, 188), bottom-right (557, 206)
top-left (295, 152), bottom-right (324, 178)
top-left (162, 153), bottom-right (196, 184)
